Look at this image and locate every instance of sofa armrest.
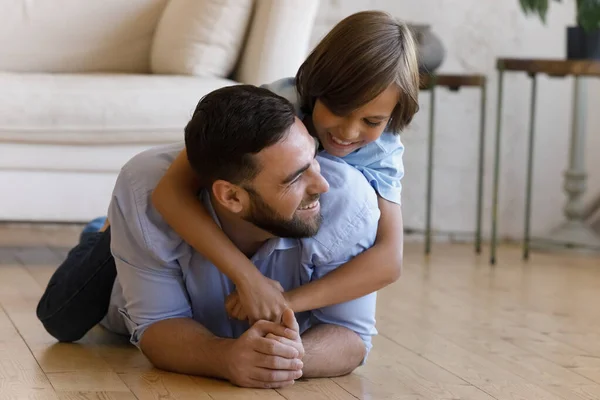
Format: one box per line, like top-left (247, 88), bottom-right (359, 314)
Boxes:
top-left (234, 0), bottom-right (320, 85)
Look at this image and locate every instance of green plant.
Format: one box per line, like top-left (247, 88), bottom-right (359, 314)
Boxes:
top-left (519, 0), bottom-right (600, 31)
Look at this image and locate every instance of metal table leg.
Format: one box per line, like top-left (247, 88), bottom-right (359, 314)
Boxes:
top-left (425, 80), bottom-right (436, 255)
top-left (490, 68), bottom-right (504, 265)
top-left (523, 74), bottom-right (538, 260)
top-left (475, 81), bottom-right (487, 254)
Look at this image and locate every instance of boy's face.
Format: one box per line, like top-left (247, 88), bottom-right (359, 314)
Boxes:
top-left (311, 84), bottom-right (400, 157)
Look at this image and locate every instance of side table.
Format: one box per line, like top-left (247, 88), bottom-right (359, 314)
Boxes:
top-left (420, 74), bottom-right (487, 254)
top-left (490, 58), bottom-right (600, 265)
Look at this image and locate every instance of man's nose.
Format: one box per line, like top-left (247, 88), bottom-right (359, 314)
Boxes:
top-left (314, 173), bottom-right (329, 194)
top-left (308, 161), bottom-right (329, 194)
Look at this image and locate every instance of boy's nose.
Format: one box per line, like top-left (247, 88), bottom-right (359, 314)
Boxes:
top-left (339, 127), bottom-right (360, 142)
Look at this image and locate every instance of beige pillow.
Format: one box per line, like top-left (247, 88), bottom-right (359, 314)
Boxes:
top-left (150, 0), bottom-right (254, 78)
top-left (0, 0), bottom-right (167, 73)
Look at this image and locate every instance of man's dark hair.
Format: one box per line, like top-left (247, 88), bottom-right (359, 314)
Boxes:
top-left (184, 85), bottom-right (296, 186)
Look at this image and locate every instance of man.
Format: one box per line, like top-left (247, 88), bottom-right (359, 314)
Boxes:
top-left (39, 85), bottom-right (381, 388)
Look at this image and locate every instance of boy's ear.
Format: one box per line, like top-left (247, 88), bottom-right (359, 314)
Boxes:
top-left (211, 180), bottom-right (247, 214)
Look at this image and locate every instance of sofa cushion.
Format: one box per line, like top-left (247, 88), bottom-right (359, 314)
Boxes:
top-left (0, 0), bottom-right (168, 73)
top-left (150, 0), bottom-right (253, 78)
top-left (0, 72), bottom-right (237, 145)
top-left (235, 0), bottom-right (319, 85)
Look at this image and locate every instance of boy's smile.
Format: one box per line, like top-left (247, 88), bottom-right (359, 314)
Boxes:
top-left (309, 84), bottom-right (400, 157)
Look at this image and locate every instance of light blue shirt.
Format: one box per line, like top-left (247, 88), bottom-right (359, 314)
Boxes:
top-left (263, 78), bottom-right (405, 205)
top-left (102, 142), bottom-right (381, 356)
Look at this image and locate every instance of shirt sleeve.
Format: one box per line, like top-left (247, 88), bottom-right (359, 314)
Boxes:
top-left (107, 167), bottom-right (192, 348)
top-left (346, 133), bottom-right (405, 205)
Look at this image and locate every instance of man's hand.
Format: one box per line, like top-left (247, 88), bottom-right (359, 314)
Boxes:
top-left (224, 319), bottom-right (303, 388)
top-left (226, 275), bottom-right (289, 324)
top-left (266, 309), bottom-right (305, 359)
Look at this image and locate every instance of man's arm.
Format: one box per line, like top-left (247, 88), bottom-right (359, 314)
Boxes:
top-left (140, 317), bottom-right (230, 378)
top-left (301, 324), bottom-right (366, 378)
top-left (108, 165), bottom-right (303, 388)
top-left (140, 317), bottom-right (303, 387)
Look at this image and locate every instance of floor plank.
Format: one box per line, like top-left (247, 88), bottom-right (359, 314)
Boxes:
top-left (119, 371), bottom-right (213, 400)
top-left (187, 375), bottom-right (287, 399)
top-left (333, 335), bottom-right (494, 400)
top-left (2, 224), bottom-right (600, 399)
top-left (15, 247), bottom-right (63, 267)
top-left (56, 392), bottom-right (137, 400)
top-left (277, 378), bottom-right (357, 400)
top-left (46, 371), bottom-right (130, 392)
top-left (0, 306), bottom-right (58, 400)
top-left (0, 247), bottom-right (22, 265)
top-left (0, 223), bottom-right (81, 248)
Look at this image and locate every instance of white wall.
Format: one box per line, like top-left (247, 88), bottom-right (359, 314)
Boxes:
top-left (311, 0), bottom-right (600, 242)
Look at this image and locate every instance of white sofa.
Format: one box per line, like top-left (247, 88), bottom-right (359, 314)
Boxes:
top-left (0, 0), bottom-right (319, 222)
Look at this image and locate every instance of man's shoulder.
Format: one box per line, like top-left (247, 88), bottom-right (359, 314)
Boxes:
top-left (301, 154), bottom-right (380, 265)
top-left (109, 142), bottom-right (189, 262)
top-left (117, 142), bottom-right (184, 191)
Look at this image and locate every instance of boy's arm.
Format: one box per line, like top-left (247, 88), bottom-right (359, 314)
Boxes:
top-left (151, 150), bottom-right (289, 322)
top-left (286, 137), bottom-right (405, 313)
top-left (286, 197), bottom-right (402, 313)
top-left (151, 150), bottom-right (255, 283)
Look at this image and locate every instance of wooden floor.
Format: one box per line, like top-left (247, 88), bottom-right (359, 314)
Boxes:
top-left (1, 223), bottom-right (600, 400)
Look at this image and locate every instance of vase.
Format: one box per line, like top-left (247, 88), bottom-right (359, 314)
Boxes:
top-left (408, 24), bottom-right (446, 73)
top-left (567, 26), bottom-right (600, 60)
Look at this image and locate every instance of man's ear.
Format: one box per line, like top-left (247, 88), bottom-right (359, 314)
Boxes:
top-left (211, 180), bottom-right (247, 214)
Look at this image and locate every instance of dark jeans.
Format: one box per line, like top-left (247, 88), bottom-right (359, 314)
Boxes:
top-left (36, 227), bottom-right (116, 342)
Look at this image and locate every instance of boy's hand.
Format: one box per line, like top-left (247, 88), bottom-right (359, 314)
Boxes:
top-left (226, 276), bottom-right (289, 323)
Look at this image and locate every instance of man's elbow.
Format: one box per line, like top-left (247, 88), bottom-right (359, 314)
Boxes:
top-left (138, 328), bottom-right (179, 374)
top-left (342, 335), bottom-right (368, 375)
top-left (139, 335), bottom-right (166, 371)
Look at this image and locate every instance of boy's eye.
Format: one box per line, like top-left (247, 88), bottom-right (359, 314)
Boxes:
top-left (364, 119), bottom-right (382, 127)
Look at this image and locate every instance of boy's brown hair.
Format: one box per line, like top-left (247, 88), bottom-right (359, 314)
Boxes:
top-left (296, 10), bottom-right (420, 134)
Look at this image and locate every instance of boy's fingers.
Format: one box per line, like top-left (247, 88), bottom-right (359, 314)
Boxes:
top-left (225, 294), bottom-right (237, 312)
top-left (282, 308), bottom-right (299, 332)
top-left (232, 301), bottom-right (244, 319)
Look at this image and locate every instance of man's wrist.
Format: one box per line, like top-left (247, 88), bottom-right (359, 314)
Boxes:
top-left (213, 337), bottom-right (236, 380)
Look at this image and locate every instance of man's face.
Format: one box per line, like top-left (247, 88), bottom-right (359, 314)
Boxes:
top-left (242, 117), bottom-right (330, 238)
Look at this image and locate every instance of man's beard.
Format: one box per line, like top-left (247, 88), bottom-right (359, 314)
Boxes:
top-left (243, 189), bottom-right (322, 238)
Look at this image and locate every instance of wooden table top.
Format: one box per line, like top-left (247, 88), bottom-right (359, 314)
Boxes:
top-left (420, 73), bottom-right (486, 90)
top-left (497, 58), bottom-right (600, 77)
